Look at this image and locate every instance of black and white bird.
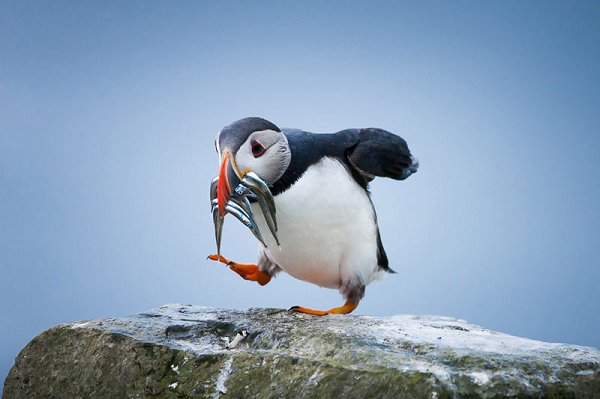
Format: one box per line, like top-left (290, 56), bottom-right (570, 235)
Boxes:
top-left (208, 117), bottom-right (418, 315)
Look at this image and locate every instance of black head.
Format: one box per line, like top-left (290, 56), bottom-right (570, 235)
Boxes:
top-left (216, 117), bottom-right (281, 155)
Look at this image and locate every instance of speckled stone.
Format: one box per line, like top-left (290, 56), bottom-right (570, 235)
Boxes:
top-left (3, 304), bottom-right (600, 398)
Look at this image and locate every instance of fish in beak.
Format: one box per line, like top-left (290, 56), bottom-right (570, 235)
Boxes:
top-left (210, 151), bottom-right (279, 257)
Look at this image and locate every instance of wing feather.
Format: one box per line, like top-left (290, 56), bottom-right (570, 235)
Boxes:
top-left (346, 128), bottom-right (418, 182)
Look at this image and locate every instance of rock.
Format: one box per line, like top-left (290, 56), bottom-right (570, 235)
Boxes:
top-left (2, 304), bottom-right (599, 398)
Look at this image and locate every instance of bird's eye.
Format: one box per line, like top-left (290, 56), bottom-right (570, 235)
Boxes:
top-left (251, 141), bottom-right (265, 157)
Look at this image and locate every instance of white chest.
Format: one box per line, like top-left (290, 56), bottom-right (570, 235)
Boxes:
top-left (252, 157), bottom-right (380, 289)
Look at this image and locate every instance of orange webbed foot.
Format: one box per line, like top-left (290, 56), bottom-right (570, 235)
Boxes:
top-left (289, 301), bottom-right (358, 316)
top-left (207, 254), bottom-right (271, 286)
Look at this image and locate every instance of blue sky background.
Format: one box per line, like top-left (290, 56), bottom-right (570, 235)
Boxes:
top-left (1, 1), bottom-right (599, 388)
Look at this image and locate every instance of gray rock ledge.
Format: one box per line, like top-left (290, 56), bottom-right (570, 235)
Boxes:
top-left (3, 304), bottom-right (600, 398)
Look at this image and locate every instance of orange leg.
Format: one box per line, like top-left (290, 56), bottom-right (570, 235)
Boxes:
top-left (207, 254), bottom-right (271, 286)
top-left (289, 301), bottom-right (358, 316)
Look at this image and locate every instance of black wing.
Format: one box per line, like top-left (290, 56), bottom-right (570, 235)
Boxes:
top-left (345, 128), bottom-right (418, 182)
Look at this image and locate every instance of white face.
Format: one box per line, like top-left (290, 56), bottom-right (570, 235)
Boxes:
top-left (233, 129), bottom-right (292, 184)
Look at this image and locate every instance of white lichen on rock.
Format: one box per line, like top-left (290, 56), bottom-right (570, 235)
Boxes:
top-left (214, 356), bottom-right (233, 396)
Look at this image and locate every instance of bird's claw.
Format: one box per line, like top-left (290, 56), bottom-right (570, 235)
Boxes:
top-left (288, 302), bottom-right (358, 316)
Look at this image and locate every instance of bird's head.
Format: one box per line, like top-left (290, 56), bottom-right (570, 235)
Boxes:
top-left (215, 117), bottom-right (291, 217)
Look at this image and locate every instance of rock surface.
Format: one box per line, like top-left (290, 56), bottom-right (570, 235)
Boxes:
top-left (3, 304), bottom-right (600, 398)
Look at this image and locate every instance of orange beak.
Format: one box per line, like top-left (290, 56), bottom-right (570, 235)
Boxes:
top-left (217, 152), bottom-right (240, 217)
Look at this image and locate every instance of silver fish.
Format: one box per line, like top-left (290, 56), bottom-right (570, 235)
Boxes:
top-left (210, 171), bottom-right (279, 255)
top-left (229, 194), bottom-right (254, 219)
top-left (242, 171), bottom-right (277, 225)
top-left (234, 184), bottom-right (258, 200)
top-left (240, 172), bottom-right (279, 245)
top-left (212, 205), bottom-right (224, 258)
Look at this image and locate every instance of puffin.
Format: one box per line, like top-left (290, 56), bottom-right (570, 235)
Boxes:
top-left (208, 117), bottom-right (418, 316)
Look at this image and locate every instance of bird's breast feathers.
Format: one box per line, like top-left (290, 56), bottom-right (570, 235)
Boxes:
top-left (252, 157), bottom-right (384, 289)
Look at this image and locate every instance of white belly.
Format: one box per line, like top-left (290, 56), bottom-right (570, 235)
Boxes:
top-left (252, 157), bottom-right (382, 289)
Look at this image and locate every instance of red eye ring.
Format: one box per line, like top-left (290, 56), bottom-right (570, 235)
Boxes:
top-left (251, 141), bottom-right (265, 157)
